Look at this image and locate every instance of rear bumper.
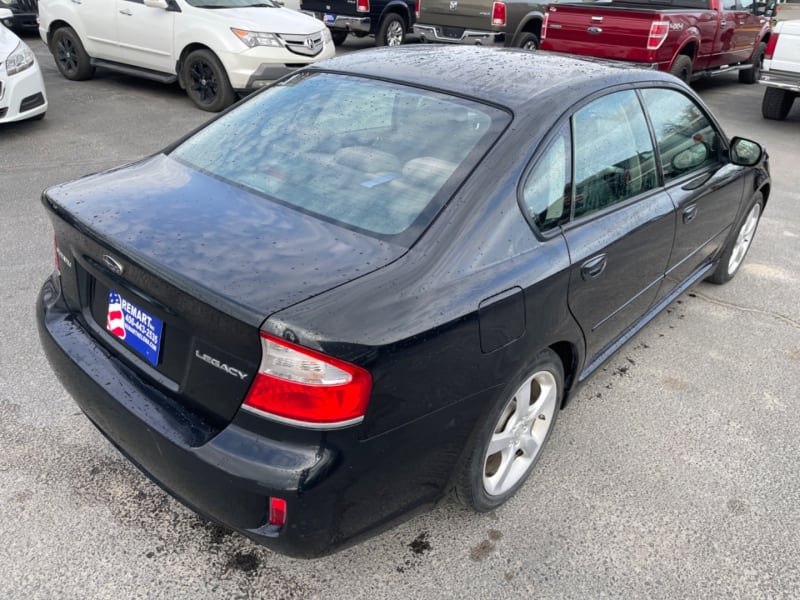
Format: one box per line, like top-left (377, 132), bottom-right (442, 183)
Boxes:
top-left (37, 274), bottom-right (465, 557)
top-left (759, 70), bottom-right (800, 93)
top-left (413, 24), bottom-right (505, 46)
top-left (303, 10), bottom-right (372, 34)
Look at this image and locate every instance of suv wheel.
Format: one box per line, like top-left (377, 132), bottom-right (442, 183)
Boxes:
top-left (51, 27), bottom-right (95, 81)
top-left (377, 14), bottom-right (406, 47)
top-left (182, 49), bottom-right (236, 113)
top-left (516, 32), bottom-right (539, 51)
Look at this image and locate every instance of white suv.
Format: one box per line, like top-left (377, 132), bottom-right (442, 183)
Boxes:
top-left (38, 0), bottom-right (335, 111)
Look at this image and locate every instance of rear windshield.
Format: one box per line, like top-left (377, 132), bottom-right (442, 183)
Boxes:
top-left (172, 72), bottom-right (508, 241)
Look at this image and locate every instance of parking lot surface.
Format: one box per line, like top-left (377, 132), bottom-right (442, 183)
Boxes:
top-left (1, 34), bottom-right (799, 599)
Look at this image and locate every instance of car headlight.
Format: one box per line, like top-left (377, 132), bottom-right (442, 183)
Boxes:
top-left (6, 41), bottom-right (35, 76)
top-left (231, 28), bottom-right (283, 48)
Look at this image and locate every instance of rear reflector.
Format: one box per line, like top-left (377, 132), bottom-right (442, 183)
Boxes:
top-left (764, 34), bottom-right (779, 60)
top-left (415, 0), bottom-right (420, 19)
top-left (357, 0), bottom-right (369, 12)
top-left (269, 497), bottom-right (287, 527)
top-left (647, 21), bottom-right (669, 51)
top-left (243, 333), bottom-right (372, 428)
top-left (492, 1), bottom-right (506, 26)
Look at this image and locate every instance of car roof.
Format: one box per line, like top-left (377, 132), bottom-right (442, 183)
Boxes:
top-left (307, 45), bottom-right (681, 111)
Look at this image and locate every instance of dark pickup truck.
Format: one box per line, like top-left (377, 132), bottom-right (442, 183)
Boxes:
top-left (413, 0), bottom-right (579, 49)
top-left (301, 0), bottom-right (416, 46)
top-left (540, 0), bottom-right (775, 83)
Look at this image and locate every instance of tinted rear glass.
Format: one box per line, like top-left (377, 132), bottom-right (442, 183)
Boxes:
top-left (172, 72), bottom-right (508, 241)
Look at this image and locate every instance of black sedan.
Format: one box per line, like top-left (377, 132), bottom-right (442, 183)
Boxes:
top-left (36, 46), bottom-right (770, 558)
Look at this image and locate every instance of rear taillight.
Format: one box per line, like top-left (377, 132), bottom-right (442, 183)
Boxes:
top-left (542, 11), bottom-right (549, 41)
top-left (765, 34), bottom-right (779, 60)
top-left (646, 20), bottom-right (669, 51)
top-left (491, 1), bottom-right (506, 26)
top-left (415, 0), bottom-right (420, 19)
top-left (357, 0), bottom-right (369, 13)
top-left (269, 497), bottom-right (287, 527)
top-left (243, 333), bottom-right (372, 428)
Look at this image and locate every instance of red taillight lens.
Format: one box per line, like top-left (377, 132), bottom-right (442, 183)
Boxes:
top-left (765, 34), bottom-right (779, 60)
top-left (357, 0), bottom-right (369, 13)
top-left (243, 333), bottom-right (372, 427)
top-left (491, 1), bottom-right (506, 26)
top-left (542, 11), bottom-right (549, 41)
top-left (647, 20), bottom-right (669, 51)
top-left (269, 497), bottom-right (287, 527)
top-left (415, 0), bottom-right (420, 19)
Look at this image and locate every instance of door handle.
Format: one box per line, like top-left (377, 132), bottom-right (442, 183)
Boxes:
top-left (580, 254), bottom-right (607, 281)
top-left (120, 8), bottom-right (133, 15)
top-left (682, 204), bottom-right (698, 224)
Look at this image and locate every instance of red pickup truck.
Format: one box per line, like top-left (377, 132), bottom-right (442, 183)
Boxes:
top-left (540, 0), bottom-right (775, 83)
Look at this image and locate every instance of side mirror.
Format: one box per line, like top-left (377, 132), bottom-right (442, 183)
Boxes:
top-left (143, 0), bottom-right (169, 8)
top-left (672, 142), bottom-right (710, 172)
top-left (729, 137), bottom-right (764, 167)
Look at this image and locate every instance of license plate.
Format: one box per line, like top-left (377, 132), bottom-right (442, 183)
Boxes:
top-left (323, 13), bottom-right (335, 24)
top-left (106, 289), bottom-right (163, 366)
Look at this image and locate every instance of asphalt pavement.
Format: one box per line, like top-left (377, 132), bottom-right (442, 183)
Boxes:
top-left (1, 33), bottom-right (799, 599)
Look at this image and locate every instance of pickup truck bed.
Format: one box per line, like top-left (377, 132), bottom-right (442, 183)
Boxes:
top-left (541, 0), bottom-right (773, 84)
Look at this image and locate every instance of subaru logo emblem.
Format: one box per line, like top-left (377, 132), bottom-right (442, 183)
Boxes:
top-left (103, 254), bottom-right (124, 276)
top-left (450, 0), bottom-right (458, 9)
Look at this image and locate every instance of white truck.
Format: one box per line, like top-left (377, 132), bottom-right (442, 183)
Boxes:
top-left (38, 0), bottom-right (335, 112)
top-left (760, 18), bottom-right (800, 120)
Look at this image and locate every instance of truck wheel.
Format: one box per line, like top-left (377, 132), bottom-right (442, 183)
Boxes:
top-left (739, 42), bottom-right (766, 84)
top-left (51, 26), bottom-right (95, 81)
top-left (669, 55), bottom-right (692, 84)
top-left (182, 49), bottom-right (236, 113)
top-left (377, 14), bottom-right (406, 47)
top-left (761, 86), bottom-right (795, 120)
top-left (331, 30), bottom-right (348, 46)
top-left (515, 32), bottom-right (540, 51)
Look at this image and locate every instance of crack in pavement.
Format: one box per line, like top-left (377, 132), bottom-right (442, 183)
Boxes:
top-left (692, 291), bottom-right (800, 329)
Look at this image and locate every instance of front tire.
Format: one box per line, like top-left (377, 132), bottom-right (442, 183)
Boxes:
top-left (51, 26), bottom-right (95, 81)
top-left (739, 42), bottom-right (766, 84)
top-left (182, 49), bottom-right (236, 113)
top-left (331, 30), bottom-right (348, 46)
top-left (455, 349), bottom-right (563, 512)
top-left (707, 195), bottom-right (763, 284)
top-left (761, 87), bottom-right (795, 120)
top-left (376, 14), bottom-right (406, 47)
top-left (669, 55), bottom-right (693, 84)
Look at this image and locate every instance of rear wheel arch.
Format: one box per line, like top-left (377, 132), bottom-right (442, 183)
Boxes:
top-left (378, 3), bottom-right (412, 29)
top-left (512, 14), bottom-right (544, 44)
top-left (549, 340), bottom-right (579, 407)
top-left (46, 20), bottom-right (74, 46)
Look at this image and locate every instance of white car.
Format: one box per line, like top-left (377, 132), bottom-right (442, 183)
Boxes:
top-left (1, 11), bottom-right (48, 124)
top-left (38, 0), bottom-right (335, 112)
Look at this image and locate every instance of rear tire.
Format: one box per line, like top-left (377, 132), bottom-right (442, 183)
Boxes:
top-left (455, 349), bottom-right (563, 512)
top-left (331, 30), bottom-right (348, 46)
top-left (669, 55), bottom-right (693, 84)
top-left (515, 32), bottom-right (540, 51)
top-left (707, 195), bottom-right (763, 284)
top-left (761, 86), bottom-right (795, 120)
top-left (51, 26), bottom-right (95, 81)
top-left (739, 42), bottom-right (766, 84)
top-left (182, 49), bottom-right (236, 113)
top-left (376, 13), bottom-right (406, 47)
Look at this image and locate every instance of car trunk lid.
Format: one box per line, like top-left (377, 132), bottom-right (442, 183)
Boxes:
top-left (43, 154), bottom-right (405, 425)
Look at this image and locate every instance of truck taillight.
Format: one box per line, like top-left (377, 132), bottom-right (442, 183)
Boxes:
top-left (646, 20), bottom-right (669, 51)
top-left (415, 0), bottom-right (420, 19)
top-left (764, 34), bottom-right (779, 60)
top-left (243, 333), bottom-right (372, 428)
top-left (542, 11), bottom-right (549, 41)
top-left (491, 1), bottom-right (506, 26)
top-left (357, 0), bottom-right (369, 13)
